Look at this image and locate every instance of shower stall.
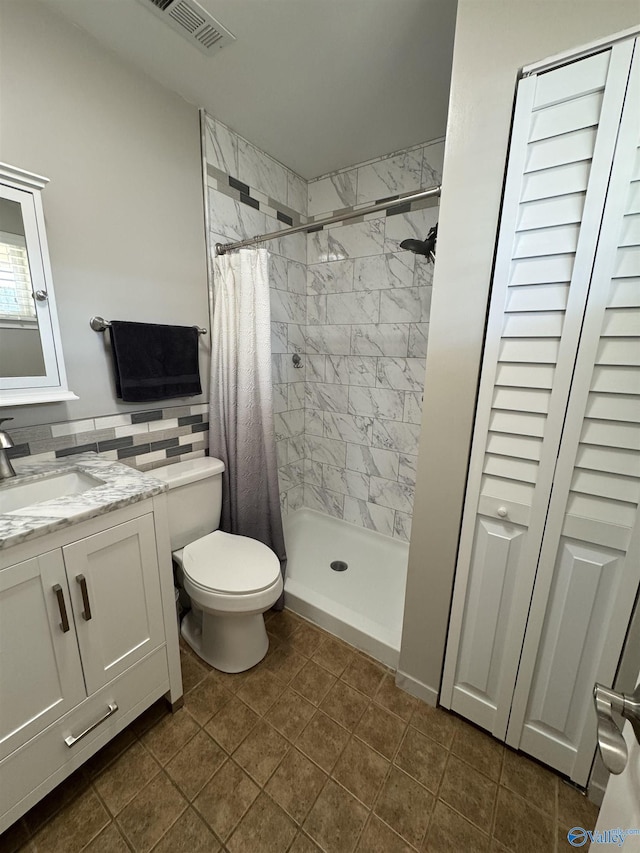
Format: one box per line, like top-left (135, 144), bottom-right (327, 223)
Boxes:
top-left (204, 111), bottom-right (443, 666)
top-left (284, 508), bottom-right (409, 666)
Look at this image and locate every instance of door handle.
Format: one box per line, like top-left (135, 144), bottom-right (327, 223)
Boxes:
top-left (76, 574), bottom-right (92, 621)
top-left (593, 683), bottom-right (640, 774)
top-left (64, 702), bottom-right (118, 747)
top-left (53, 584), bottom-right (70, 633)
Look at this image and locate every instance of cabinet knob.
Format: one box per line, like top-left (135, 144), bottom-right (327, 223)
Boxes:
top-left (34, 290), bottom-right (48, 301)
top-left (497, 506), bottom-right (508, 518)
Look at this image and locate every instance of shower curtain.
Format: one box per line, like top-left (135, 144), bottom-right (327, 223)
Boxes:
top-left (209, 248), bottom-right (286, 608)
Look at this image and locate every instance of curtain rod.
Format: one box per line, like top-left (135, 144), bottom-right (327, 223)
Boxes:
top-left (215, 184), bottom-right (441, 256)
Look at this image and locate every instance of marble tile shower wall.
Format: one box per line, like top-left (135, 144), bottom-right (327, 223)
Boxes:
top-left (204, 115), bottom-right (308, 515)
top-left (303, 141), bottom-right (444, 541)
top-left (204, 114), bottom-right (444, 540)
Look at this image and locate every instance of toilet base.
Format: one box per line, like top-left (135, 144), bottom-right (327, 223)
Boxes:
top-left (181, 607), bottom-right (269, 673)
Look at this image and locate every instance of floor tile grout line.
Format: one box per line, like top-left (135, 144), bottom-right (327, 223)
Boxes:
top-left (115, 766), bottom-right (190, 853)
top-left (9, 614), bottom-right (574, 853)
top-left (140, 704), bottom-right (203, 768)
top-left (25, 771), bottom-right (97, 846)
top-left (422, 744), bottom-right (454, 848)
top-left (78, 821), bottom-right (128, 853)
top-left (366, 695), bottom-right (420, 849)
top-left (487, 746), bottom-right (506, 847)
top-left (328, 725), bottom-right (380, 809)
top-left (52, 780), bottom-right (108, 853)
top-left (401, 718), bottom-right (449, 850)
top-left (205, 629), bottom-right (338, 847)
top-left (234, 678), bottom-right (333, 850)
top-left (152, 806), bottom-right (226, 853)
top-left (362, 810), bottom-right (423, 853)
top-left (192, 756), bottom-right (260, 845)
top-left (297, 684), bottom-right (377, 851)
top-left (493, 762), bottom-right (564, 826)
top-left (428, 766), bottom-right (495, 849)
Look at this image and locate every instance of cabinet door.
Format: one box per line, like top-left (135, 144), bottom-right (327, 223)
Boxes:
top-left (0, 551), bottom-right (85, 761)
top-left (506, 40), bottom-right (640, 785)
top-left (440, 41), bottom-right (636, 736)
top-left (63, 515), bottom-right (165, 695)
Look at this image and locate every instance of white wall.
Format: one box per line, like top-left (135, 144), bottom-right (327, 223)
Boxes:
top-left (0, 0), bottom-right (209, 428)
top-left (398, 0), bottom-right (640, 704)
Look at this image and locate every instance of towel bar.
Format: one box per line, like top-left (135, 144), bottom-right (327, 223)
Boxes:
top-left (90, 316), bottom-right (207, 335)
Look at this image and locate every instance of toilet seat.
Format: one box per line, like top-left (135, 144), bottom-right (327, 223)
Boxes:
top-left (177, 530), bottom-right (281, 596)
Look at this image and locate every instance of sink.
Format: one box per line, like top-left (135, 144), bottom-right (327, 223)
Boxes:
top-left (0, 471), bottom-right (105, 514)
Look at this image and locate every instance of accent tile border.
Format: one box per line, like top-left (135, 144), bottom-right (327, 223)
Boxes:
top-left (207, 164), bottom-right (305, 228)
top-left (7, 404), bottom-right (210, 472)
top-left (207, 161), bottom-right (437, 239)
top-left (306, 193), bottom-right (440, 229)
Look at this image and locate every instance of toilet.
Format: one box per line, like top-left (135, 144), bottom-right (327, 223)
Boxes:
top-left (153, 457), bottom-right (283, 672)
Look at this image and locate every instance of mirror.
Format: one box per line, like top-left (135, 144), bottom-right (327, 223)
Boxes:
top-left (0, 197), bottom-right (46, 377)
top-left (0, 163), bottom-right (77, 406)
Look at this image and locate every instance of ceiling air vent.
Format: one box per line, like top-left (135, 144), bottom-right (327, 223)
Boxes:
top-left (137, 0), bottom-right (236, 56)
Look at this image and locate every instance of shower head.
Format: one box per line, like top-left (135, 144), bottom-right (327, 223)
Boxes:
top-left (399, 238), bottom-right (430, 254)
top-left (400, 223), bottom-right (438, 261)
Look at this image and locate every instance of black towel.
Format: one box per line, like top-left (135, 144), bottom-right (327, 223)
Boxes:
top-left (109, 321), bottom-right (202, 402)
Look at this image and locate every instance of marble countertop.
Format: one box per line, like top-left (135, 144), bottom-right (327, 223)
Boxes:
top-left (0, 452), bottom-right (167, 550)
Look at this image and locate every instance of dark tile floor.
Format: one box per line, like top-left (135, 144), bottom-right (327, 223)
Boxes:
top-left (1, 609), bottom-right (599, 853)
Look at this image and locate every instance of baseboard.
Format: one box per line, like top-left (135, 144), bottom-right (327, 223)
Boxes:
top-left (395, 670), bottom-right (439, 707)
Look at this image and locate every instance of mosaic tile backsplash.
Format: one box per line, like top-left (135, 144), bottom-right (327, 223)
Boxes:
top-left (7, 403), bottom-right (209, 472)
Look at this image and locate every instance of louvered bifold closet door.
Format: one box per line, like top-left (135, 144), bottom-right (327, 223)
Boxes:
top-left (440, 40), bottom-right (636, 739)
top-left (506, 39), bottom-right (640, 786)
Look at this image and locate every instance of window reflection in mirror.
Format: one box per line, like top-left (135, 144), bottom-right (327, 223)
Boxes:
top-left (0, 196), bottom-right (45, 377)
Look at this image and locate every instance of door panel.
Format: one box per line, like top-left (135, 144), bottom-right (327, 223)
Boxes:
top-left (441, 39), bottom-right (636, 739)
top-left (0, 551), bottom-right (84, 761)
top-left (63, 515), bottom-right (165, 695)
top-left (507, 41), bottom-right (640, 785)
top-left (449, 517), bottom-right (526, 731)
top-left (517, 539), bottom-right (626, 775)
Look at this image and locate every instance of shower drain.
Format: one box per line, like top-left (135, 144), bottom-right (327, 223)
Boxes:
top-left (330, 560), bottom-right (348, 572)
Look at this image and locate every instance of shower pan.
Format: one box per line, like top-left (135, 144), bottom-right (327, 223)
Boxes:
top-left (284, 509), bottom-right (409, 667)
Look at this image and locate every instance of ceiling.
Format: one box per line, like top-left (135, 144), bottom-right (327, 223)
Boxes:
top-left (45, 0), bottom-right (457, 179)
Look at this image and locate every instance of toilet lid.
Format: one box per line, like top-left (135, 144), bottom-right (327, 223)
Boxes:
top-left (181, 530), bottom-right (281, 594)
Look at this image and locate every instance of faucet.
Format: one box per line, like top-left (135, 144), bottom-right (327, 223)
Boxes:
top-left (0, 418), bottom-right (17, 481)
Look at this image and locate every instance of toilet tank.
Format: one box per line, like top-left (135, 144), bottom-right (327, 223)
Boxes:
top-left (152, 457), bottom-right (225, 551)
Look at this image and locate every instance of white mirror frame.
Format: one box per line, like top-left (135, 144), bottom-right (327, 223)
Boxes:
top-left (0, 162), bottom-right (77, 406)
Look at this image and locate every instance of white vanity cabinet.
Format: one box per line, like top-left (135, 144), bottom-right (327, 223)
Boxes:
top-left (62, 515), bottom-right (165, 694)
top-left (0, 550), bottom-right (86, 761)
top-left (0, 497), bottom-right (182, 834)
